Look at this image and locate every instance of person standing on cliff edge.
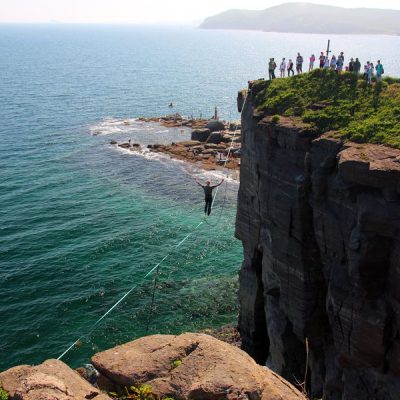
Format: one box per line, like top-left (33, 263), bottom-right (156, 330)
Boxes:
top-left (268, 58), bottom-right (277, 80)
top-left (195, 178), bottom-right (224, 215)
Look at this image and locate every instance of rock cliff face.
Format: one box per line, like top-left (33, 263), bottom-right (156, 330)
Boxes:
top-left (236, 85), bottom-right (400, 399)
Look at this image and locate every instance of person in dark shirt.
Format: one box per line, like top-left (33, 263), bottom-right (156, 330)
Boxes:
top-left (195, 178), bottom-right (224, 215)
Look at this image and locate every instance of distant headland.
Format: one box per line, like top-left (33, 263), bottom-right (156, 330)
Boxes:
top-left (200, 2), bottom-right (400, 35)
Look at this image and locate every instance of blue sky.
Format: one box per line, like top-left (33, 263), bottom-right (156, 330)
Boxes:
top-left (1, 0), bottom-right (400, 23)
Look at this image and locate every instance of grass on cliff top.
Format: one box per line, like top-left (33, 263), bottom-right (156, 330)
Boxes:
top-left (252, 69), bottom-right (400, 148)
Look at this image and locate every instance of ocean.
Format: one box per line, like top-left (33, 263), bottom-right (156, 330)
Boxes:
top-left (1, 24), bottom-right (399, 371)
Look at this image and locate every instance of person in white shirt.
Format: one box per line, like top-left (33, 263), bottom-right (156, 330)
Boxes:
top-left (324, 57), bottom-right (330, 69)
top-left (280, 58), bottom-right (287, 78)
top-left (330, 55), bottom-right (337, 70)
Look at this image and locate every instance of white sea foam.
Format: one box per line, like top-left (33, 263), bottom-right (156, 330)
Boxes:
top-left (90, 117), bottom-right (140, 136)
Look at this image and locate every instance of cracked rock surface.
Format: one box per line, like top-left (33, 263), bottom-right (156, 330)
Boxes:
top-left (0, 359), bottom-right (110, 400)
top-left (236, 86), bottom-right (400, 400)
top-left (92, 332), bottom-right (305, 400)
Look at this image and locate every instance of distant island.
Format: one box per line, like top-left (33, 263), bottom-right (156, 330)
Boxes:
top-left (200, 2), bottom-right (400, 35)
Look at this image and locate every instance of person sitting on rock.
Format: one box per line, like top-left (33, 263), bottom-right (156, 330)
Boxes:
top-left (195, 178), bottom-right (224, 216)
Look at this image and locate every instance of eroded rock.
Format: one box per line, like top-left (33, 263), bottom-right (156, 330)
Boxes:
top-left (92, 333), bottom-right (305, 400)
top-left (0, 359), bottom-right (110, 400)
top-left (236, 86), bottom-right (400, 400)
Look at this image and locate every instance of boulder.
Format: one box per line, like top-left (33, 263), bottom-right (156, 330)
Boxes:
top-left (178, 140), bottom-right (201, 147)
top-left (191, 129), bottom-right (211, 142)
top-left (229, 122), bottom-right (241, 132)
top-left (118, 143), bottom-right (130, 149)
top-left (222, 134), bottom-right (234, 143)
top-left (110, 140), bottom-right (117, 145)
top-left (207, 131), bottom-right (224, 144)
top-left (202, 149), bottom-right (218, 155)
top-left (0, 359), bottom-right (110, 400)
top-left (204, 144), bottom-right (226, 150)
top-left (205, 120), bottom-right (225, 132)
top-left (92, 333), bottom-right (305, 400)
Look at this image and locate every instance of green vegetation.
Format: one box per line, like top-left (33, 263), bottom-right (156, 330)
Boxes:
top-left (0, 385), bottom-right (9, 400)
top-left (170, 359), bottom-right (182, 370)
top-left (271, 115), bottom-right (280, 124)
top-left (252, 69), bottom-right (400, 148)
top-left (109, 385), bottom-right (176, 400)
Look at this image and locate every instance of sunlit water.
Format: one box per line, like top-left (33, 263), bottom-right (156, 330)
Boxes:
top-left (1, 25), bottom-right (399, 370)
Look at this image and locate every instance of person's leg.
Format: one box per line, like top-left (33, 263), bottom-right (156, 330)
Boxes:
top-left (207, 199), bottom-right (212, 215)
top-left (204, 200), bottom-right (208, 214)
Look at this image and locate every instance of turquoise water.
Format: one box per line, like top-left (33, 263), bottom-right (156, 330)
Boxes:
top-left (1, 25), bottom-right (400, 371)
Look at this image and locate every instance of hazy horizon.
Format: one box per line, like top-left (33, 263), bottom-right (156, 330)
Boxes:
top-left (2, 0), bottom-right (400, 24)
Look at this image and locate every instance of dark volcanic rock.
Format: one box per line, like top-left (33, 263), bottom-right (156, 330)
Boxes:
top-left (207, 131), bottom-right (224, 144)
top-left (236, 88), bottom-right (400, 400)
top-left (205, 120), bottom-right (225, 132)
top-left (191, 128), bottom-right (211, 142)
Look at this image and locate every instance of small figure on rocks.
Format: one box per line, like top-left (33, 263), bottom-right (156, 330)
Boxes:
top-left (195, 178), bottom-right (224, 215)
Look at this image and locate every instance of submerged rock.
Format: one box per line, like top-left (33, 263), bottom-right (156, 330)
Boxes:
top-left (92, 333), bottom-right (305, 400)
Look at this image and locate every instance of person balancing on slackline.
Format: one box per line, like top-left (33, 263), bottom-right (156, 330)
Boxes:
top-left (195, 178), bottom-right (224, 215)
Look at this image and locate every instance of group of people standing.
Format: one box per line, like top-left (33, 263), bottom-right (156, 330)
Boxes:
top-left (268, 51), bottom-right (385, 83)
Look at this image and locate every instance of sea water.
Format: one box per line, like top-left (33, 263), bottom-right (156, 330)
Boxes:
top-left (1, 25), bottom-right (399, 370)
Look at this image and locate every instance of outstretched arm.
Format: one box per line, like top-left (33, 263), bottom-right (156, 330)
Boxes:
top-left (194, 178), bottom-right (203, 187)
top-left (213, 179), bottom-right (224, 188)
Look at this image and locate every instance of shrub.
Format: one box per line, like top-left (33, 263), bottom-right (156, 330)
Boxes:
top-left (271, 115), bottom-right (280, 124)
top-left (0, 386), bottom-right (8, 400)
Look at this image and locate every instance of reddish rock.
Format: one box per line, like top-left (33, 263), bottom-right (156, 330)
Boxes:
top-left (92, 333), bottom-right (305, 400)
top-left (0, 359), bottom-right (110, 400)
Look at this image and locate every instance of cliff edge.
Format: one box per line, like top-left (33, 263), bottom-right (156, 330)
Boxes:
top-left (236, 74), bottom-right (400, 399)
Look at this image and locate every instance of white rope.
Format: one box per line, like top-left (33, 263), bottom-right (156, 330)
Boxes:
top-left (57, 97), bottom-right (247, 361)
top-left (57, 221), bottom-right (204, 360)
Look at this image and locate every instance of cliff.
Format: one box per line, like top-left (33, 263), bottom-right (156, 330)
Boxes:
top-left (236, 76), bottom-right (400, 399)
top-left (200, 3), bottom-right (400, 35)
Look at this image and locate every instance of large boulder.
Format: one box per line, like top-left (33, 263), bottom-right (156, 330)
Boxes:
top-left (92, 333), bottom-right (305, 400)
top-left (191, 128), bottom-right (210, 142)
top-left (205, 120), bottom-right (225, 132)
top-left (207, 131), bottom-right (224, 144)
top-left (0, 359), bottom-right (110, 400)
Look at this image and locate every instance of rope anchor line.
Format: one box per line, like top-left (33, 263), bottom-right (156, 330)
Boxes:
top-left (57, 97), bottom-right (247, 360)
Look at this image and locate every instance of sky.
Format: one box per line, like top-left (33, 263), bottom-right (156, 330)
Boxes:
top-left (1, 0), bottom-right (400, 24)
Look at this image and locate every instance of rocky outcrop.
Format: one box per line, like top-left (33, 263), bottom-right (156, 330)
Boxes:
top-left (0, 359), bottom-right (110, 400)
top-left (236, 89), bottom-right (400, 399)
top-left (191, 128), bottom-right (211, 142)
top-left (92, 332), bottom-right (305, 400)
top-left (206, 120), bottom-right (225, 132)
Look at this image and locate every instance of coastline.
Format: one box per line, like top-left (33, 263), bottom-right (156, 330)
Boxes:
top-left (109, 115), bottom-right (242, 178)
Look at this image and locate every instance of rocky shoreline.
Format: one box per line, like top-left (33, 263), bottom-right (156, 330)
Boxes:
top-left (112, 116), bottom-right (242, 173)
top-left (0, 332), bottom-right (305, 400)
